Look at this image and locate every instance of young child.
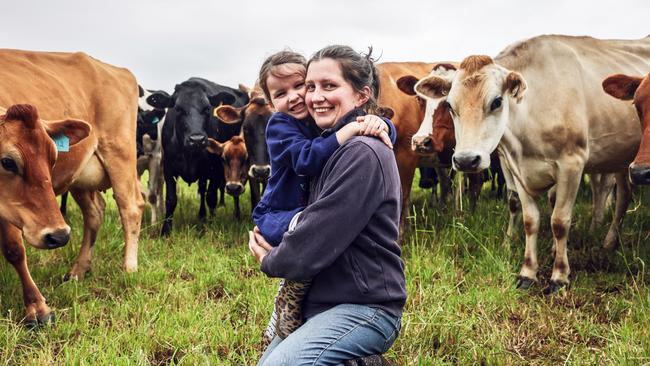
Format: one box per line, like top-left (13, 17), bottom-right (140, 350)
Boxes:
top-left (253, 50), bottom-right (397, 347)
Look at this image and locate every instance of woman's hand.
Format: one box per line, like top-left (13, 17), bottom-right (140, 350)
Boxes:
top-left (356, 115), bottom-right (393, 149)
top-left (249, 226), bottom-right (274, 264)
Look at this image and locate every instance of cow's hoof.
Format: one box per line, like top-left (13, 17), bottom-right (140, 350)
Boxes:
top-left (24, 312), bottom-right (55, 329)
top-left (603, 232), bottom-right (619, 251)
top-left (543, 280), bottom-right (567, 295)
top-left (515, 276), bottom-right (536, 290)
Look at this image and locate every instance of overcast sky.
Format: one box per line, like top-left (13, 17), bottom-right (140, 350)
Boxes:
top-left (2, 0), bottom-right (648, 92)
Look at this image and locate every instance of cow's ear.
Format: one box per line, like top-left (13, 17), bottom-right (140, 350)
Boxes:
top-left (147, 91), bottom-right (172, 109)
top-left (138, 85), bottom-right (144, 97)
top-left (504, 72), bottom-right (527, 103)
top-left (44, 118), bottom-right (91, 146)
top-left (415, 75), bottom-right (450, 99)
top-left (209, 92), bottom-right (236, 107)
top-left (603, 74), bottom-right (642, 101)
top-left (206, 138), bottom-right (224, 155)
top-left (376, 106), bottom-right (395, 119)
top-left (396, 75), bottom-right (419, 96)
top-left (214, 105), bottom-right (242, 124)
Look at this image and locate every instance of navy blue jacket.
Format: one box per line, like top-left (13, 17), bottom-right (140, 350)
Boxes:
top-left (261, 108), bottom-right (406, 319)
top-left (253, 111), bottom-right (397, 245)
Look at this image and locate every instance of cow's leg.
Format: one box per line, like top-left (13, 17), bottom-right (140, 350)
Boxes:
top-left (603, 172), bottom-right (632, 250)
top-left (0, 221), bottom-right (53, 326)
top-left (218, 185), bottom-right (226, 207)
top-left (589, 173), bottom-right (615, 232)
top-left (506, 190), bottom-right (521, 239)
top-left (198, 178), bottom-right (207, 220)
top-left (250, 179), bottom-right (261, 211)
top-left (161, 173), bottom-right (177, 236)
top-left (395, 146), bottom-right (419, 236)
top-left (435, 166), bottom-right (452, 207)
top-left (515, 189), bottom-right (541, 289)
top-left (206, 178), bottom-right (219, 216)
top-left (547, 162), bottom-right (583, 293)
top-left (234, 195), bottom-right (241, 219)
top-left (148, 151), bottom-right (164, 225)
top-left (60, 192), bottom-right (69, 217)
top-left (66, 190), bottom-right (105, 280)
top-left (467, 172), bottom-right (483, 212)
top-left (496, 169), bottom-right (506, 200)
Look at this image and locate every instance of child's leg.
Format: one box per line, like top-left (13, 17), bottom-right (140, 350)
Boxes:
top-left (275, 279), bottom-right (311, 339)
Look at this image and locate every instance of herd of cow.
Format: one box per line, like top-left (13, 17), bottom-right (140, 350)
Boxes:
top-left (2, 34), bottom-right (650, 327)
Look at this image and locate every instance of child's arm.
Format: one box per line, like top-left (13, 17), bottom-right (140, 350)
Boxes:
top-left (267, 113), bottom-right (340, 177)
top-left (354, 114), bottom-right (395, 149)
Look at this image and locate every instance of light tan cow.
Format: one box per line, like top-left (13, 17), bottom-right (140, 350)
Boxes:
top-left (0, 51), bottom-right (144, 286)
top-left (415, 35), bottom-right (650, 292)
top-left (0, 104), bottom-right (90, 325)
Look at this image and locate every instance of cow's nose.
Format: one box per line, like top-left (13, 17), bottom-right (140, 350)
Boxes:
top-left (43, 228), bottom-right (70, 249)
top-left (226, 183), bottom-right (244, 196)
top-left (630, 164), bottom-right (650, 185)
top-left (413, 136), bottom-right (433, 154)
top-left (453, 154), bottom-right (481, 172)
top-left (188, 134), bottom-right (207, 147)
top-left (252, 165), bottom-right (271, 179)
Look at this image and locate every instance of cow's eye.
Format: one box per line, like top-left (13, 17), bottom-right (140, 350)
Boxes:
top-left (1, 157), bottom-right (18, 174)
top-left (176, 108), bottom-right (186, 116)
top-left (490, 97), bottom-right (503, 112)
top-left (443, 101), bottom-right (456, 116)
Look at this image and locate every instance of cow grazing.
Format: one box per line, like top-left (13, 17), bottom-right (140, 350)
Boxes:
top-left (0, 49), bottom-right (144, 286)
top-left (0, 104), bottom-right (90, 325)
top-left (376, 62), bottom-right (437, 232)
top-left (136, 86), bottom-right (170, 224)
top-left (207, 136), bottom-right (249, 219)
top-left (158, 77), bottom-right (249, 236)
top-left (416, 35), bottom-right (650, 292)
top-left (214, 89), bottom-right (272, 209)
top-left (603, 72), bottom-right (650, 184)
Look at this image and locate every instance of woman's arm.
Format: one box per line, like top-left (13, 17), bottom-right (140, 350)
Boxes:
top-left (260, 140), bottom-right (387, 281)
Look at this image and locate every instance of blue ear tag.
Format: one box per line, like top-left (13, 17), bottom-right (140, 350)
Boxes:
top-left (53, 134), bottom-right (70, 152)
top-left (151, 116), bottom-right (160, 124)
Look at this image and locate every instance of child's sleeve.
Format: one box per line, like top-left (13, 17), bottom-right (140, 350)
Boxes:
top-left (267, 114), bottom-right (340, 176)
top-left (382, 117), bottom-right (398, 146)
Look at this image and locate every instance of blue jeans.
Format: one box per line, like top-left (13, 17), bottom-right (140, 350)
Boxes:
top-left (257, 303), bottom-right (401, 366)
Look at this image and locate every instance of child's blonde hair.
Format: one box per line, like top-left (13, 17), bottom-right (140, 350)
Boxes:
top-left (258, 50), bottom-right (307, 102)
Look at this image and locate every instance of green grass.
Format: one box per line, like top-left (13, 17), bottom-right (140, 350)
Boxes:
top-left (1, 173), bottom-right (650, 365)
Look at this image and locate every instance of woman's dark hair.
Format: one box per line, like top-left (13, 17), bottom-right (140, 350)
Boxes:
top-left (258, 50), bottom-right (307, 102)
top-left (308, 45), bottom-right (381, 113)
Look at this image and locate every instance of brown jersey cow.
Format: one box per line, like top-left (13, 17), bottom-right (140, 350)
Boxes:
top-left (0, 50), bottom-right (144, 304)
top-left (377, 62), bottom-right (436, 232)
top-left (0, 104), bottom-right (90, 325)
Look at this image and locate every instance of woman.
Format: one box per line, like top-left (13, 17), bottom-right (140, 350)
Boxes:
top-left (249, 45), bottom-right (406, 365)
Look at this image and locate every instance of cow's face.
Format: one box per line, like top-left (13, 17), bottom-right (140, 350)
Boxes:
top-left (170, 86), bottom-right (235, 151)
top-left (0, 104), bottom-right (90, 248)
top-left (215, 96), bottom-right (272, 181)
top-left (136, 89), bottom-right (170, 153)
top-left (418, 55), bottom-right (526, 172)
top-left (207, 136), bottom-right (248, 196)
top-left (603, 73), bottom-right (650, 184)
top-left (398, 64), bottom-right (457, 155)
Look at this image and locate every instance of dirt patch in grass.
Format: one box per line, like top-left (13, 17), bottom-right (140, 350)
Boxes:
top-left (149, 344), bottom-right (185, 366)
top-left (207, 284), bottom-right (226, 301)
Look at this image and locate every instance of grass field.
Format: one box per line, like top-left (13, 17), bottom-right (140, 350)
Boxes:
top-left (1, 173), bottom-right (649, 365)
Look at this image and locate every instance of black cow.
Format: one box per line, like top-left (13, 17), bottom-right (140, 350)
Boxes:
top-left (214, 90), bottom-right (272, 209)
top-left (156, 77), bottom-right (249, 236)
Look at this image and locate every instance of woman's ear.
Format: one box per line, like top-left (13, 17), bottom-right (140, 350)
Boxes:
top-left (355, 86), bottom-right (371, 107)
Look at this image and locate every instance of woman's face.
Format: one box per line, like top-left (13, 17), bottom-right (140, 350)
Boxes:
top-left (305, 58), bottom-right (369, 130)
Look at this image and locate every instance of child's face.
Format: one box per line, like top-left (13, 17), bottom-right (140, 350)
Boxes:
top-left (267, 66), bottom-right (309, 120)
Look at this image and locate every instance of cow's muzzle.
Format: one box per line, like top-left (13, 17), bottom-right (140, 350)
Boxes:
top-left (249, 165), bottom-right (271, 180)
top-left (453, 153), bottom-right (482, 172)
top-left (225, 182), bottom-right (245, 196)
top-left (412, 136), bottom-right (434, 155)
top-left (187, 134), bottom-right (207, 149)
top-left (42, 227), bottom-right (71, 249)
top-left (630, 164), bottom-right (650, 185)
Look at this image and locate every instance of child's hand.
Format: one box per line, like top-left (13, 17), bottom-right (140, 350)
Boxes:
top-left (356, 115), bottom-right (393, 149)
